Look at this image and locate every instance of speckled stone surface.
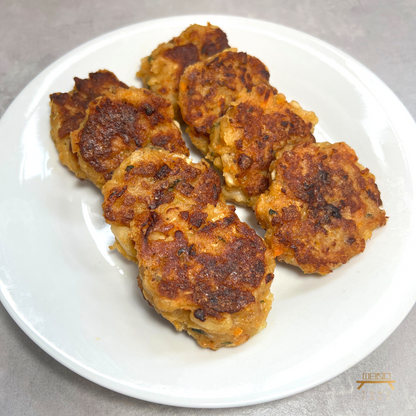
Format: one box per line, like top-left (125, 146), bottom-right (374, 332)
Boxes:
top-left (1, 1), bottom-right (415, 415)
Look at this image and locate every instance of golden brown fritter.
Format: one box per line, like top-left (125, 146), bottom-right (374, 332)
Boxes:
top-left (71, 87), bottom-right (189, 188)
top-left (102, 148), bottom-right (275, 350)
top-left (49, 70), bottom-right (128, 178)
top-left (137, 23), bottom-right (229, 116)
top-left (178, 50), bottom-right (276, 153)
top-left (133, 204), bottom-right (275, 350)
top-left (102, 148), bottom-right (222, 262)
top-left (209, 83), bottom-right (318, 206)
top-left (254, 142), bottom-right (387, 275)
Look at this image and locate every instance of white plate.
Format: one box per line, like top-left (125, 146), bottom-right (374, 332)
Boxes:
top-left (0, 15), bottom-right (415, 408)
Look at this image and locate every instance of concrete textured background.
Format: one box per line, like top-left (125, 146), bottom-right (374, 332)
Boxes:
top-left (1, 0), bottom-right (415, 415)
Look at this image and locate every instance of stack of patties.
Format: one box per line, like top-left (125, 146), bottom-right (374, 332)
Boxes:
top-left (49, 25), bottom-right (277, 350)
top-left (50, 70), bottom-right (129, 179)
top-left (50, 70), bottom-right (189, 187)
top-left (102, 148), bottom-right (275, 350)
top-left (150, 24), bottom-right (387, 275)
top-left (137, 23), bottom-right (230, 118)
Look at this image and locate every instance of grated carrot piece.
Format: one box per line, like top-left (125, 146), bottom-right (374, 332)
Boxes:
top-left (233, 327), bottom-right (243, 337)
top-left (274, 247), bottom-right (284, 257)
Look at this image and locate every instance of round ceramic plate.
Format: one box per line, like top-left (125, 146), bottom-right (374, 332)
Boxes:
top-left (0, 15), bottom-right (415, 408)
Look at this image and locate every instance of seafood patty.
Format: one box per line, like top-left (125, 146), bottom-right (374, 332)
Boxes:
top-left (71, 87), bottom-right (189, 188)
top-left (254, 142), bottom-right (387, 275)
top-left (209, 83), bottom-right (318, 206)
top-left (137, 23), bottom-right (229, 116)
top-left (102, 148), bottom-right (275, 350)
top-left (102, 148), bottom-right (222, 262)
top-left (178, 50), bottom-right (276, 153)
top-left (49, 70), bottom-right (128, 178)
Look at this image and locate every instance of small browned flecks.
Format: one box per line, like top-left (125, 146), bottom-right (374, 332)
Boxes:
top-left (179, 211), bottom-right (190, 221)
top-left (176, 181), bottom-right (195, 196)
top-left (108, 185), bottom-right (127, 202)
top-left (194, 308), bottom-right (207, 321)
top-left (189, 210), bottom-right (208, 228)
top-left (155, 164), bottom-right (172, 180)
top-left (237, 154), bottom-right (253, 170)
top-left (265, 273), bottom-right (274, 283)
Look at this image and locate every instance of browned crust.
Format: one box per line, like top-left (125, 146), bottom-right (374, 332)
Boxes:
top-left (71, 87), bottom-right (189, 188)
top-left (254, 142), bottom-right (387, 275)
top-left (49, 70), bottom-right (128, 177)
top-left (137, 23), bottom-right (230, 115)
top-left (132, 206), bottom-right (271, 318)
top-left (178, 50), bottom-right (276, 153)
top-left (163, 44), bottom-right (200, 84)
top-left (209, 84), bottom-right (318, 204)
top-left (102, 148), bottom-right (221, 226)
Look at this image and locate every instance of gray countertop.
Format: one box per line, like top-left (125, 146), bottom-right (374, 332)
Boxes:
top-left (1, 1), bottom-right (415, 415)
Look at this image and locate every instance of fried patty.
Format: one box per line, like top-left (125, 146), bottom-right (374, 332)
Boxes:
top-left (102, 148), bottom-right (222, 262)
top-left (254, 142), bottom-right (387, 275)
top-left (208, 83), bottom-right (318, 206)
top-left (71, 87), bottom-right (189, 188)
top-left (102, 148), bottom-right (275, 350)
top-left (178, 50), bottom-right (276, 153)
top-left (137, 23), bottom-right (229, 117)
top-left (49, 70), bottom-right (128, 178)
